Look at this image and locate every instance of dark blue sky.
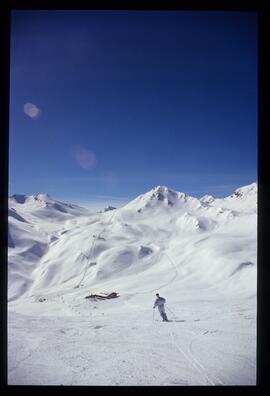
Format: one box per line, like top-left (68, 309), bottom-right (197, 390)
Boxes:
top-left (9, 10), bottom-right (257, 208)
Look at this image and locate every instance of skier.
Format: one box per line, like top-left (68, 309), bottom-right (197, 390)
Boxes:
top-left (153, 293), bottom-right (169, 321)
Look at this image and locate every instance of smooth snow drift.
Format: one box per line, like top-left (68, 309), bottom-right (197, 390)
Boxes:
top-left (8, 183), bottom-right (257, 385)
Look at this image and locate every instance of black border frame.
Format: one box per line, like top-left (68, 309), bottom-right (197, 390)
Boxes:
top-left (1, 1), bottom-right (269, 393)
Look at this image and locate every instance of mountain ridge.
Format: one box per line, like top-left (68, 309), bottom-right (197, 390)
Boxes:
top-left (8, 181), bottom-right (257, 302)
top-left (9, 181), bottom-right (257, 211)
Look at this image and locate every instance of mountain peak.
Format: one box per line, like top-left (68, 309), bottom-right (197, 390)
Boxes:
top-left (152, 185), bottom-right (169, 193)
top-left (148, 185), bottom-right (179, 204)
top-left (33, 193), bottom-right (52, 202)
top-left (229, 182), bottom-right (257, 199)
top-left (200, 194), bottom-right (215, 204)
top-left (122, 185), bottom-right (198, 214)
top-left (10, 193), bottom-right (53, 204)
top-left (104, 206), bottom-right (116, 212)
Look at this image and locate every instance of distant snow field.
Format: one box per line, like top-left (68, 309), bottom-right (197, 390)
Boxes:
top-left (8, 183), bottom-right (257, 385)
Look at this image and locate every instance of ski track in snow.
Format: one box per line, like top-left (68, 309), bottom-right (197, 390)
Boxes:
top-left (169, 331), bottom-right (216, 385)
top-left (187, 332), bottom-right (224, 385)
top-left (8, 297), bottom-right (256, 385)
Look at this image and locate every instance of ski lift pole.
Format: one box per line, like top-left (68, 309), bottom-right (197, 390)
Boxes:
top-left (75, 209), bottom-right (117, 289)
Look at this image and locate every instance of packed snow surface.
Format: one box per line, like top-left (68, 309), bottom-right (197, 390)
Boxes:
top-left (8, 183), bottom-right (257, 385)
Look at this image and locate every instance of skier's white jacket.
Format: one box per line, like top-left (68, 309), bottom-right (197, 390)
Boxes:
top-left (154, 296), bottom-right (166, 307)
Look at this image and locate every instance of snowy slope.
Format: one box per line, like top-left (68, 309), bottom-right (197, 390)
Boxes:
top-left (8, 194), bottom-right (91, 301)
top-left (8, 183), bottom-right (257, 385)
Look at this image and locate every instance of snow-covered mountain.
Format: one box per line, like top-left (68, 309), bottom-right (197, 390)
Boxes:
top-left (8, 193), bottom-right (90, 301)
top-left (8, 183), bottom-right (257, 302)
top-left (9, 193), bottom-right (89, 220)
top-left (8, 183), bottom-right (257, 386)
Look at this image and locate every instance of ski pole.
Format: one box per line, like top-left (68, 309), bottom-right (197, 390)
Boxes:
top-left (153, 308), bottom-right (155, 321)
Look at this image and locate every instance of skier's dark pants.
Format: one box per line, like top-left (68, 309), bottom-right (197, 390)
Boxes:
top-left (158, 305), bottom-right (168, 321)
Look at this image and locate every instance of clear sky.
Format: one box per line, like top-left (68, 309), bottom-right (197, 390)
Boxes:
top-left (9, 10), bottom-right (257, 209)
